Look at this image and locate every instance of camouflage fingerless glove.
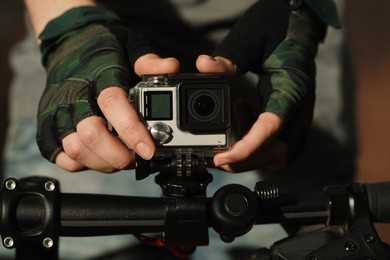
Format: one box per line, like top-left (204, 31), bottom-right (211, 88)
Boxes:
top-left (37, 7), bottom-right (151, 162)
top-left (214, 0), bottom-right (340, 163)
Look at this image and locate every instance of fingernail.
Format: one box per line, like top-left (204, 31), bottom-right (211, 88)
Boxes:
top-left (136, 142), bottom-right (153, 160)
top-left (199, 54), bottom-right (217, 61)
top-left (207, 55), bottom-right (218, 61)
top-left (214, 156), bottom-right (232, 167)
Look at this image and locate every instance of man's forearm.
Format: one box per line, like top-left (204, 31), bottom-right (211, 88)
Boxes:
top-left (23, 0), bottom-right (97, 39)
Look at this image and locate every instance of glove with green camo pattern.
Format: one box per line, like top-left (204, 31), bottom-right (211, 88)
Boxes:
top-left (208, 0), bottom-right (341, 171)
top-left (37, 6), bottom-right (153, 163)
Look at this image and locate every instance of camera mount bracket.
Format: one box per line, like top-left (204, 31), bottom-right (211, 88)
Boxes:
top-left (135, 153), bottom-right (213, 247)
top-left (135, 153), bottom-right (212, 197)
top-left (0, 177), bottom-right (60, 259)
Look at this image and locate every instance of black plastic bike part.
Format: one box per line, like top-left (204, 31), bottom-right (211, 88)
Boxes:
top-left (255, 190), bottom-right (329, 227)
top-left (135, 154), bottom-right (178, 181)
top-left (364, 181), bottom-right (390, 223)
top-left (164, 196), bottom-right (208, 247)
top-left (60, 193), bottom-right (166, 236)
top-left (270, 183), bottom-right (390, 260)
top-left (137, 154), bottom-right (212, 197)
top-left (135, 154), bottom-right (212, 193)
top-left (323, 184), bottom-right (350, 226)
top-left (210, 184), bottom-right (259, 242)
top-left (0, 177), bottom-right (60, 260)
top-left (61, 193), bottom-right (210, 247)
top-left (1, 176), bottom-right (390, 260)
top-left (254, 180), bottom-right (280, 200)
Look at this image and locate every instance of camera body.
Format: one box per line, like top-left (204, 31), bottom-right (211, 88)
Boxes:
top-left (130, 73), bottom-right (231, 159)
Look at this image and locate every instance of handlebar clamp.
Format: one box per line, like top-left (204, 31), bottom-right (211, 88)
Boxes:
top-left (0, 177), bottom-right (60, 254)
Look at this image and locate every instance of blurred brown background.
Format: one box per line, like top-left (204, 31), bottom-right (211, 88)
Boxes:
top-left (0, 0), bottom-right (390, 244)
top-left (345, 0), bottom-right (390, 242)
top-left (0, 2), bottom-right (24, 180)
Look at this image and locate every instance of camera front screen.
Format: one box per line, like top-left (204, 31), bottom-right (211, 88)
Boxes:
top-left (145, 91), bottom-right (173, 120)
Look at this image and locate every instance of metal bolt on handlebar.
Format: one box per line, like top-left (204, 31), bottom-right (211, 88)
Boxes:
top-left (5, 180), bottom-right (16, 190)
top-left (3, 237), bottom-right (14, 248)
top-left (344, 241), bottom-right (357, 252)
top-left (365, 234), bottom-right (375, 244)
top-left (45, 181), bottom-right (56, 192)
top-left (43, 237), bottom-right (54, 248)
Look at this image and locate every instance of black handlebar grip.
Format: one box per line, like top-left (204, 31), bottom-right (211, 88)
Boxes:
top-left (364, 182), bottom-right (390, 223)
top-left (60, 194), bottom-right (166, 236)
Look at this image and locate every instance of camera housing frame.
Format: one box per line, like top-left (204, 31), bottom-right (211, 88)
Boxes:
top-left (130, 73), bottom-right (231, 159)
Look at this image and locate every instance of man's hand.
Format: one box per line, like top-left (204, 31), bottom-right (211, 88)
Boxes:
top-left (57, 54), bottom-right (179, 172)
top-left (197, 55), bottom-right (287, 173)
top-left (34, 6), bottom-right (180, 173)
top-left (195, 0), bottom-right (328, 173)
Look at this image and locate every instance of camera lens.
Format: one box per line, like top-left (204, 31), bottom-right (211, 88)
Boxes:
top-left (179, 82), bottom-right (230, 132)
top-left (194, 95), bottom-right (215, 117)
top-left (188, 90), bottom-right (220, 122)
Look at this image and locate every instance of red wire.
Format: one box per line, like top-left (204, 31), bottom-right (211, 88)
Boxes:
top-left (134, 234), bottom-right (194, 259)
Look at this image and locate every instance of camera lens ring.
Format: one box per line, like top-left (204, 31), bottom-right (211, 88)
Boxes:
top-left (188, 90), bottom-right (221, 122)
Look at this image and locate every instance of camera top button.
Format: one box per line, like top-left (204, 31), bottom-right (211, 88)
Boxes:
top-left (143, 75), bottom-right (169, 85)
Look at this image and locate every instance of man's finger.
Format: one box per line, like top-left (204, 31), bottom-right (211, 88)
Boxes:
top-left (61, 131), bottom-right (118, 173)
top-left (196, 55), bottom-right (238, 79)
top-left (216, 140), bottom-right (287, 173)
top-left (75, 116), bottom-right (134, 169)
top-left (55, 151), bottom-right (86, 172)
top-left (98, 87), bottom-right (155, 160)
top-left (134, 53), bottom-right (180, 76)
top-left (214, 112), bottom-right (283, 169)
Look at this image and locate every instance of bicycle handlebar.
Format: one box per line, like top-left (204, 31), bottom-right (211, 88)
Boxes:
top-left (60, 194), bottom-right (166, 236)
top-left (1, 177), bottom-right (390, 259)
top-left (8, 178), bottom-right (390, 237)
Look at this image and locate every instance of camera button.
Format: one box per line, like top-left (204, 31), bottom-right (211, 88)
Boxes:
top-left (149, 122), bottom-right (172, 144)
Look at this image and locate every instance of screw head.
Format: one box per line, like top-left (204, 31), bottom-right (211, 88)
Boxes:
top-left (345, 241), bottom-right (357, 252)
top-left (43, 237), bottom-right (54, 248)
top-left (3, 237), bottom-right (14, 248)
top-left (44, 181), bottom-right (56, 192)
top-left (5, 180), bottom-right (16, 190)
top-left (365, 235), bottom-right (375, 244)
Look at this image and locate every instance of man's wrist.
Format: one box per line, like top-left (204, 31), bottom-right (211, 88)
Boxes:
top-left (38, 6), bottom-right (121, 42)
top-left (24, 0), bottom-right (97, 41)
